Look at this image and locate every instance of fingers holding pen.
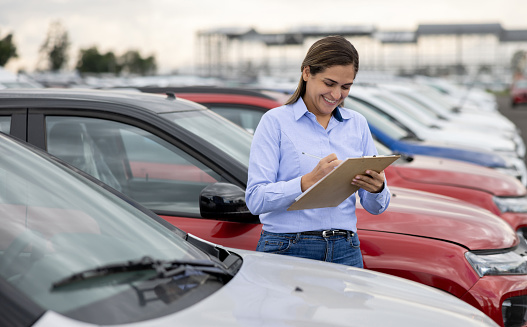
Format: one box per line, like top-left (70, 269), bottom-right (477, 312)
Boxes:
top-left (301, 153), bottom-right (341, 192)
top-left (317, 153), bottom-right (342, 175)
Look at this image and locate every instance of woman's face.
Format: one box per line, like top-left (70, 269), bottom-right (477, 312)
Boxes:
top-left (302, 64), bottom-right (355, 118)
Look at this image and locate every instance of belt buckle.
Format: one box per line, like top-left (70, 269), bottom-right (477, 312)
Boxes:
top-left (322, 230), bottom-right (335, 237)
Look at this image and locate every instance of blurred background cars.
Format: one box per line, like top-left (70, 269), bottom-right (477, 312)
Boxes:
top-left (348, 85), bottom-right (524, 160)
top-left (511, 79), bottom-right (527, 107)
top-left (374, 82), bottom-right (521, 141)
top-left (0, 88), bottom-right (526, 326)
top-left (2, 133), bottom-right (502, 327)
top-left (0, 67), bottom-right (43, 89)
top-left (343, 94), bottom-right (527, 185)
top-left (412, 75), bottom-right (500, 112)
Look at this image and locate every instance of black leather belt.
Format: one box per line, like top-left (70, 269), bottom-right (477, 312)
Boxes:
top-left (300, 229), bottom-right (353, 237)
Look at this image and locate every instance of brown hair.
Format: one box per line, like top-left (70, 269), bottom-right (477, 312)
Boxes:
top-left (285, 35), bottom-right (359, 105)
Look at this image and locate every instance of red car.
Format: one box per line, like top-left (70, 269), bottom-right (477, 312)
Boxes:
top-left (138, 86), bottom-right (283, 134)
top-left (1, 88), bottom-right (527, 327)
top-left (511, 79), bottom-right (527, 107)
top-left (375, 141), bottom-right (527, 240)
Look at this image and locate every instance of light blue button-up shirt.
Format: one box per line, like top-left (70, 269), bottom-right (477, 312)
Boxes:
top-left (245, 97), bottom-right (391, 233)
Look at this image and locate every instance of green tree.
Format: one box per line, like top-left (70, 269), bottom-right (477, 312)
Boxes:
top-left (39, 21), bottom-right (70, 71)
top-left (76, 46), bottom-right (121, 74)
top-left (0, 31), bottom-right (18, 67)
top-left (119, 50), bottom-right (157, 75)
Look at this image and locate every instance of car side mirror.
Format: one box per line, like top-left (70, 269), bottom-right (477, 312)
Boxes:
top-left (199, 183), bottom-right (260, 223)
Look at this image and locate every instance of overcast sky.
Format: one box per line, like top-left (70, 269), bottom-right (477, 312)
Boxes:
top-left (1, 0), bottom-right (526, 74)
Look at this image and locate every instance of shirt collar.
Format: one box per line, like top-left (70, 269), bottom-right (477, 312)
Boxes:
top-left (292, 97), bottom-right (350, 122)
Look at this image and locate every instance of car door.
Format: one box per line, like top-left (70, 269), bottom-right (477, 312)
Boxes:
top-left (27, 112), bottom-right (261, 250)
top-left (0, 108), bottom-right (27, 142)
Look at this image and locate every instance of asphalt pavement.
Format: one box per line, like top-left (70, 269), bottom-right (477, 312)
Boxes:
top-left (497, 94), bottom-right (527, 164)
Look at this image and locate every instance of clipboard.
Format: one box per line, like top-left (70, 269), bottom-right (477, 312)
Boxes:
top-left (287, 155), bottom-right (400, 211)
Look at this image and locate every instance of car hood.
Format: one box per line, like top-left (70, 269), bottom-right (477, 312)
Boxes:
top-left (372, 127), bottom-right (508, 168)
top-left (392, 154), bottom-right (526, 196)
top-left (450, 111), bottom-right (516, 130)
top-left (33, 249), bottom-right (498, 327)
top-left (358, 186), bottom-right (517, 250)
top-left (419, 125), bottom-right (517, 153)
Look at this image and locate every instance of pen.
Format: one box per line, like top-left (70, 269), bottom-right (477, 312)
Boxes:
top-left (302, 152), bottom-right (323, 160)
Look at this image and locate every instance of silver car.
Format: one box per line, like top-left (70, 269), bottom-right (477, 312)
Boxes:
top-left (0, 133), bottom-right (497, 327)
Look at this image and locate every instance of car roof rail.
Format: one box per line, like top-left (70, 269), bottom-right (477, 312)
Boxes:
top-left (138, 86), bottom-right (276, 100)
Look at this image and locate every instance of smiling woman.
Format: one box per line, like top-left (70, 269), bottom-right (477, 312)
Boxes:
top-left (245, 35), bottom-right (391, 268)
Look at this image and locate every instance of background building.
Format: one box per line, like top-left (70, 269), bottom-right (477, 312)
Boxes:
top-left (196, 23), bottom-right (527, 89)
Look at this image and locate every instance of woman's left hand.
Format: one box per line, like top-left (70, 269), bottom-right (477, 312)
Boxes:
top-left (351, 170), bottom-right (385, 193)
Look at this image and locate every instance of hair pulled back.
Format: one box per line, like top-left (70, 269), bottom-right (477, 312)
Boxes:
top-left (285, 35), bottom-right (359, 105)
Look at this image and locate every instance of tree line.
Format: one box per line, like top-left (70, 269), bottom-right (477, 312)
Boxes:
top-left (0, 21), bottom-right (156, 76)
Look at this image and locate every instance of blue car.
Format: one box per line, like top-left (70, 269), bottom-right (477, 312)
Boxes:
top-left (344, 96), bottom-right (527, 185)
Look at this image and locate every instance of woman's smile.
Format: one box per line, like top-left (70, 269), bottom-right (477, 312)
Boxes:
top-left (323, 96), bottom-right (337, 104)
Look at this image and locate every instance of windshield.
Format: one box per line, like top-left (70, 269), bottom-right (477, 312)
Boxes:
top-left (0, 134), bottom-right (218, 323)
top-left (387, 92), bottom-right (441, 122)
top-left (373, 93), bottom-right (435, 127)
top-left (419, 87), bottom-right (459, 113)
top-left (161, 110), bottom-right (252, 168)
top-left (344, 97), bottom-right (410, 141)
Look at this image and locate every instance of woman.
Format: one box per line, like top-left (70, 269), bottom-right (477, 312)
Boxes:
top-left (245, 35), bottom-right (390, 268)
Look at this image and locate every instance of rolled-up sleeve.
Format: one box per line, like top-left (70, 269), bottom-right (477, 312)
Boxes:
top-left (358, 183), bottom-right (391, 215)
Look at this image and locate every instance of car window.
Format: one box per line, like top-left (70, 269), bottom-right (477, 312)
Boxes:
top-left (209, 106), bottom-right (265, 134)
top-left (45, 116), bottom-right (222, 215)
top-left (0, 116), bottom-right (10, 134)
top-left (161, 110), bottom-right (252, 168)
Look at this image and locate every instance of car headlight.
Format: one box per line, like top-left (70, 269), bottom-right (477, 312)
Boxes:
top-left (517, 229), bottom-right (527, 243)
top-left (493, 196), bottom-right (527, 213)
top-left (465, 239), bottom-right (527, 277)
top-left (495, 155), bottom-right (527, 186)
top-left (513, 134), bottom-right (526, 158)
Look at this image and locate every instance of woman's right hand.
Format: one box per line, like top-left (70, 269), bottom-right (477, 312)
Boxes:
top-left (301, 153), bottom-right (342, 192)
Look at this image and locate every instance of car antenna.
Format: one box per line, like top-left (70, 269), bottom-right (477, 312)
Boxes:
top-left (166, 92), bottom-right (176, 100)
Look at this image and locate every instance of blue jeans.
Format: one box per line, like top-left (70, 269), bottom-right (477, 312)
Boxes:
top-left (256, 230), bottom-right (363, 268)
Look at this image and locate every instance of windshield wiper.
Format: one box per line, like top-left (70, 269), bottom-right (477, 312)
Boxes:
top-left (51, 255), bottom-right (233, 290)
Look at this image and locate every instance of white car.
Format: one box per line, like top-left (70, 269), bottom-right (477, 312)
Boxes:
top-left (375, 83), bottom-right (524, 155)
top-left (377, 83), bottom-right (517, 132)
top-left (376, 83), bottom-right (526, 158)
top-left (413, 75), bottom-right (499, 112)
top-left (344, 95), bottom-right (527, 184)
top-left (0, 128), bottom-right (499, 327)
top-left (348, 85), bottom-right (523, 159)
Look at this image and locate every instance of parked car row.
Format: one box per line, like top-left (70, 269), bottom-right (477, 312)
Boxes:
top-left (0, 130), bottom-right (502, 327)
top-left (0, 88), bottom-right (526, 326)
top-left (147, 85), bottom-right (527, 242)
